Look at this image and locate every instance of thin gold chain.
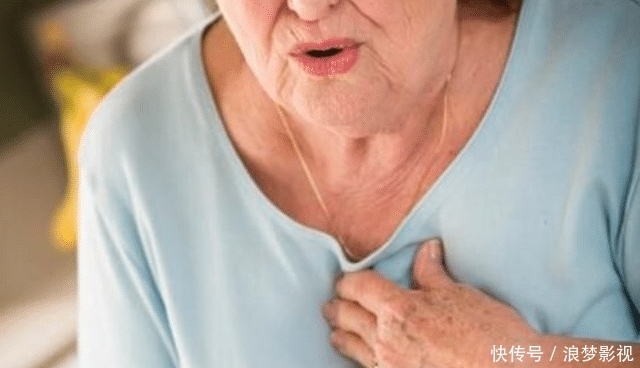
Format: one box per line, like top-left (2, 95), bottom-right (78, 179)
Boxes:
top-left (275, 105), bottom-right (349, 252)
top-left (274, 75), bottom-right (451, 258)
top-left (275, 106), bottom-right (332, 218)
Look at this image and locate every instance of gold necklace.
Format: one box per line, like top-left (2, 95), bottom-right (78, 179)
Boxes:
top-left (275, 76), bottom-right (452, 260)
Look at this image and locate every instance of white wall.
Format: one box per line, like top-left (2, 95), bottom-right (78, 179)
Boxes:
top-left (31, 0), bottom-right (211, 66)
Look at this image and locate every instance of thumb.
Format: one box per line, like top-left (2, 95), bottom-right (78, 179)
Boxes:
top-left (412, 238), bottom-right (451, 290)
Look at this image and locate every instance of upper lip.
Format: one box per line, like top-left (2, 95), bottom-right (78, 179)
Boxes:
top-left (290, 38), bottom-right (359, 55)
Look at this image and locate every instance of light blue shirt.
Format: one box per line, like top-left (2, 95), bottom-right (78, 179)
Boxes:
top-left (78, 0), bottom-right (640, 366)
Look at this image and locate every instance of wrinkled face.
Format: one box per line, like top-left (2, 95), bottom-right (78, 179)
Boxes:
top-left (216, 0), bottom-right (457, 135)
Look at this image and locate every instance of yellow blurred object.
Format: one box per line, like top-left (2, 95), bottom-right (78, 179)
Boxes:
top-left (50, 67), bottom-right (129, 250)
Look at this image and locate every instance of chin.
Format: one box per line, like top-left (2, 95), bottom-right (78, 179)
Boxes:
top-left (289, 84), bottom-right (394, 133)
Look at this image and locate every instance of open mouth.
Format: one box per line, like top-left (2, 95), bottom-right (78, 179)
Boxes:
top-left (305, 48), bottom-right (344, 58)
top-left (291, 39), bottom-right (360, 77)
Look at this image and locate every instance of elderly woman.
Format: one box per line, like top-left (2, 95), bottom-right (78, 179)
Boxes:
top-left (78, 0), bottom-right (640, 366)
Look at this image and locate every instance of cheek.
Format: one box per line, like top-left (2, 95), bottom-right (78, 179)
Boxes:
top-left (351, 0), bottom-right (432, 31)
top-left (219, 0), bottom-right (283, 61)
top-left (352, 0), bottom-right (437, 61)
top-left (359, 0), bottom-right (446, 43)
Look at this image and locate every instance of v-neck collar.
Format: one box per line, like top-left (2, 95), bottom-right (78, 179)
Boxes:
top-left (192, 0), bottom-right (535, 270)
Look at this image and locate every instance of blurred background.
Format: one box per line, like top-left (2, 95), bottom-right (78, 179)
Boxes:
top-left (0, 0), bottom-right (214, 366)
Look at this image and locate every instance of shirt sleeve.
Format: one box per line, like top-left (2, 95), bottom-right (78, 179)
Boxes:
top-left (77, 144), bottom-right (178, 367)
top-left (618, 114), bottom-right (640, 338)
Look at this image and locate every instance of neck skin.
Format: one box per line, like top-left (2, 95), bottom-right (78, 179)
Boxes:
top-left (203, 2), bottom-right (519, 258)
top-left (208, 20), bottom-right (458, 198)
top-left (281, 93), bottom-right (452, 199)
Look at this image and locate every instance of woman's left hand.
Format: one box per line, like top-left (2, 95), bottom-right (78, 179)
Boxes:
top-left (323, 239), bottom-right (538, 368)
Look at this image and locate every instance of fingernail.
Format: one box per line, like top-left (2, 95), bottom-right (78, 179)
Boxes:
top-left (329, 330), bottom-right (342, 347)
top-left (333, 272), bottom-right (344, 288)
top-left (427, 239), bottom-right (442, 261)
top-left (323, 302), bottom-right (336, 325)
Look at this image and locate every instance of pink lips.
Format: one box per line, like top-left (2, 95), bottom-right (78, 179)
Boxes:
top-left (290, 38), bottom-right (360, 77)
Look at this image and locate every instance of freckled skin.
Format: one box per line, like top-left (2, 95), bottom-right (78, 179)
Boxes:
top-left (327, 241), bottom-right (537, 368)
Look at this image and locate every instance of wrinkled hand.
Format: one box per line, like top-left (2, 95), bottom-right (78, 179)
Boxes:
top-left (323, 239), bottom-right (537, 368)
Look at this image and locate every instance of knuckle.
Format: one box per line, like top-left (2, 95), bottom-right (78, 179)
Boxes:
top-left (330, 330), bottom-right (346, 349)
top-left (358, 311), bottom-right (374, 331)
top-left (334, 275), bottom-right (347, 293)
top-left (337, 271), bottom-right (374, 293)
top-left (381, 293), bottom-right (415, 320)
top-left (354, 270), bottom-right (378, 288)
top-left (332, 299), bottom-right (346, 316)
top-left (374, 342), bottom-right (400, 367)
top-left (333, 301), bottom-right (353, 326)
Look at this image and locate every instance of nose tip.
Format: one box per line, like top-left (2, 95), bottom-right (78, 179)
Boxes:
top-left (287, 0), bottom-right (339, 22)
